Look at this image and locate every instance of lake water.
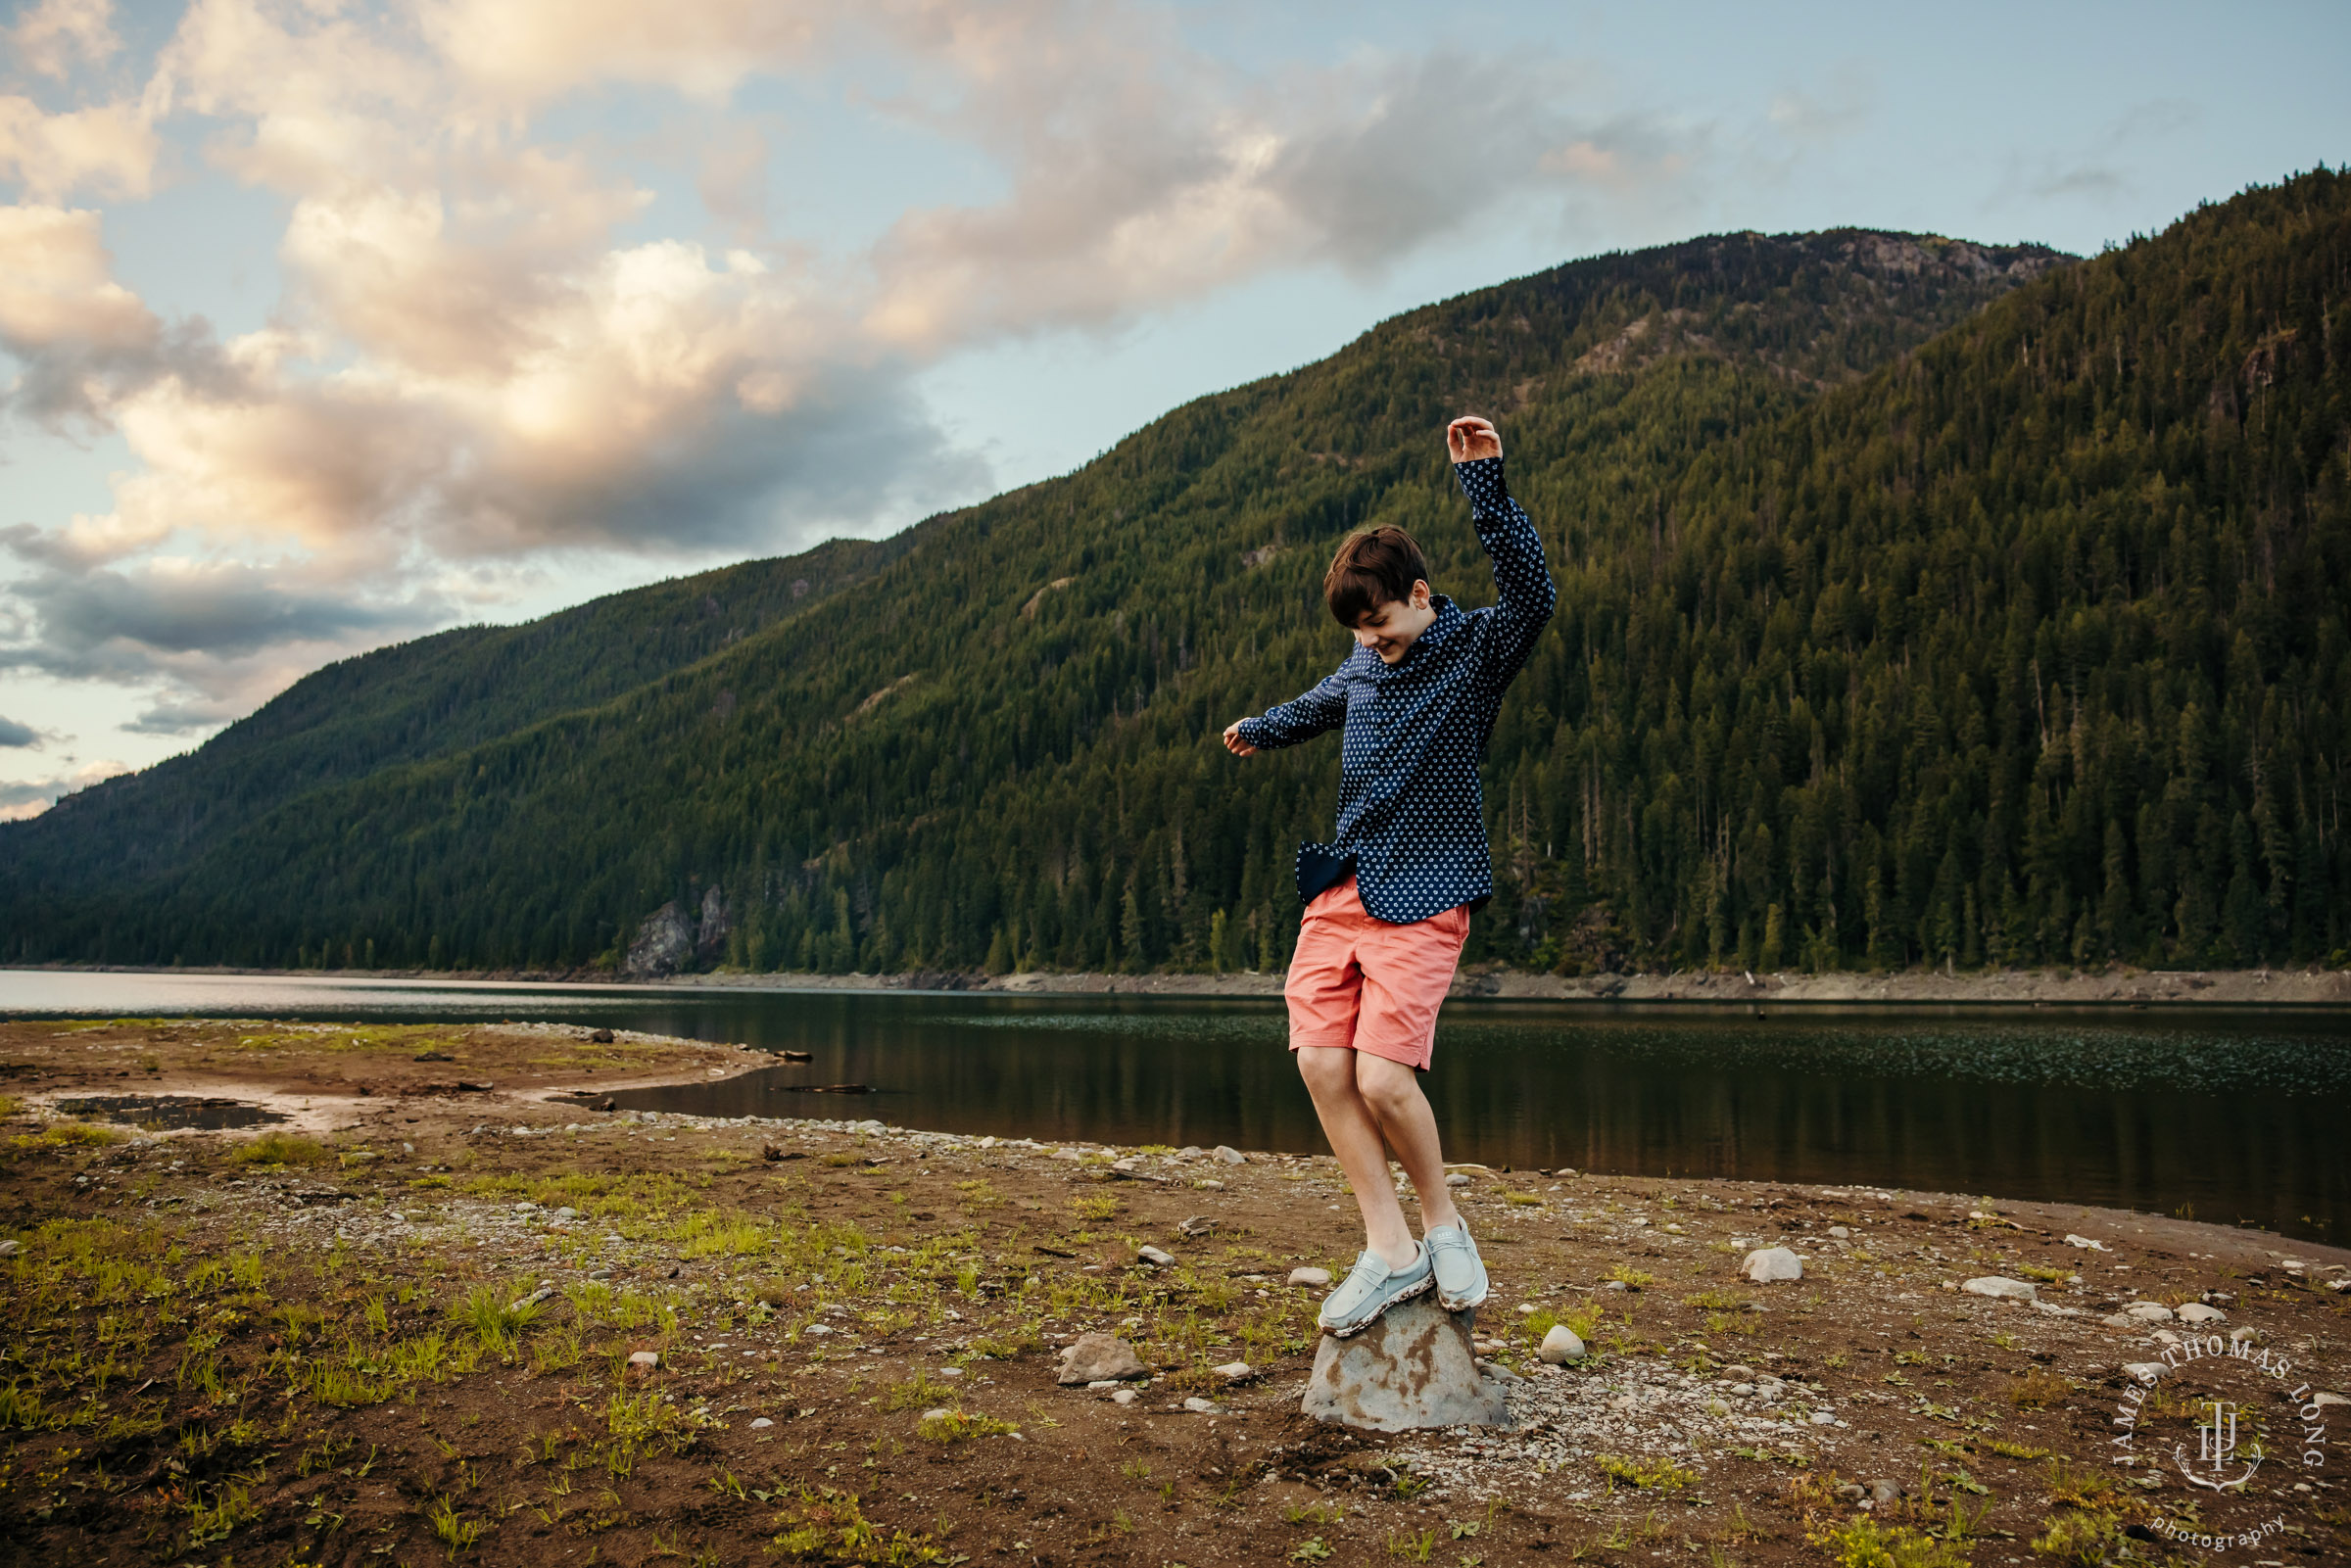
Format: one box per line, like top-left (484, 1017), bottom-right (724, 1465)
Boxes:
top-left (6, 970), bottom-right (2347, 1244)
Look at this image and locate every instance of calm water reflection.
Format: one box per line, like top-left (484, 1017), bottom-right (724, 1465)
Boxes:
top-left (6, 971), bottom-right (2346, 1242)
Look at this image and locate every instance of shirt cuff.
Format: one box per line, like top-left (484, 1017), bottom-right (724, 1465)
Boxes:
top-left (1455, 455), bottom-right (1509, 518)
top-left (1236, 717), bottom-right (1266, 747)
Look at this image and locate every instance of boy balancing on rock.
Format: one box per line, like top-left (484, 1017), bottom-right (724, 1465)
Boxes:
top-left (1223, 414), bottom-right (1554, 1336)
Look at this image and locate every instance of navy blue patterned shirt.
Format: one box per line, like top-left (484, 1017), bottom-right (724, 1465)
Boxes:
top-left (1237, 456), bottom-right (1555, 925)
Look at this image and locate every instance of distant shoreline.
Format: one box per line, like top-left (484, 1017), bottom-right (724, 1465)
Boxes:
top-left (10, 960), bottom-right (2351, 1006)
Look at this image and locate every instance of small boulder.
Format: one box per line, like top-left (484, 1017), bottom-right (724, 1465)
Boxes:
top-left (1742, 1247), bottom-right (1803, 1284)
top-left (1177, 1216), bottom-right (1215, 1239)
top-left (2123, 1362), bottom-right (2166, 1383)
top-left (1110, 1388), bottom-right (1138, 1405)
top-left (2176, 1303), bottom-right (2227, 1324)
top-left (1212, 1360), bottom-right (1254, 1382)
top-left (2123, 1302), bottom-right (2176, 1322)
top-left (749, 1416), bottom-right (774, 1429)
top-left (1136, 1245), bottom-right (1176, 1268)
top-left (1302, 1295), bottom-right (1507, 1432)
top-left (1961, 1276), bottom-right (2038, 1302)
top-left (2065, 1233), bottom-right (2108, 1251)
top-left (1867, 1479), bottom-right (1904, 1506)
top-left (1288, 1266), bottom-right (1332, 1288)
top-left (1182, 1397), bottom-right (1222, 1413)
top-left (1445, 1172), bottom-right (1472, 1188)
top-left (627, 1350), bottom-right (659, 1375)
top-left (1056, 1332), bottom-right (1147, 1385)
top-left (1538, 1324), bottom-right (1586, 1363)
top-left (1213, 1145), bottom-right (1247, 1165)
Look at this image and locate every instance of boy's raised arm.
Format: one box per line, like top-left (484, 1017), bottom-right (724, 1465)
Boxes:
top-left (1223, 663), bottom-right (1350, 756)
top-left (1447, 415), bottom-right (1555, 688)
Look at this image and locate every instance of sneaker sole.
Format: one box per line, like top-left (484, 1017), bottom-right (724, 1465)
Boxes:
top-left (1433, 1285), bottom-right (1489, 1312)
top-left (1318, 1270), bottom-right (1436, 1338)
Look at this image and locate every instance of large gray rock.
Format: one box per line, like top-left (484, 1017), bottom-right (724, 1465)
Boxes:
top-left (624, 901), bottom-right (696, 976)
top-left (1742, 1247), bottom-right (1803, 1283)
top-left (1302, 1296), bottom-right (1509, 1432)
top-left (1056, 1333), bottom-right (1147, 1385)
top-left (1961, 1275), bottom-right (2038, 1302)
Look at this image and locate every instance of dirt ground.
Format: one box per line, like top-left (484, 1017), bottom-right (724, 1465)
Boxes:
top-left (0, 1018), bottom-right (2345, 1567)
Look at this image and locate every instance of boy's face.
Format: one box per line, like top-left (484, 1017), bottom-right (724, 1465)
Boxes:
top-left (1353, 581), bottom-right (1438, 664)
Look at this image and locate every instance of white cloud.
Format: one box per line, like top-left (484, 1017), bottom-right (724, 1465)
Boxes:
top-left (0, 95), bottom-right (159, 202)
top-left (8, 0), bottom-right (120, 80)
top-left (0, 757), bottom-right (129, 822)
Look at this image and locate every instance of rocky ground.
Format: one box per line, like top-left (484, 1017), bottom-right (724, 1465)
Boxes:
top-left (0, 1018), bottom-right (2345, 1566)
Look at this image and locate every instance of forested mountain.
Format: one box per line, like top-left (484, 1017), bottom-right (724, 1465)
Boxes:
top-left (7, 171), bottom-right (2347, 979)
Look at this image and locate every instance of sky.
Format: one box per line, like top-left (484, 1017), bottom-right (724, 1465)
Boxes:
top-left (1, 0), bottom-right (2346, 818)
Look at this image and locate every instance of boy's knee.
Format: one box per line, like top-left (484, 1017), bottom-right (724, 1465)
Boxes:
top-left (1354, 1056), bottom-right (1421, 1114)
top-left (1295, 1046), bottom-right (1355, 1098)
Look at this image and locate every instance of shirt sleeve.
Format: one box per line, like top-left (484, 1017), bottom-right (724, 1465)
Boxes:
top-left (1237, 658), bottom-right (1351, 749)
top-left (1455, 455), bottom-right (1556, 689)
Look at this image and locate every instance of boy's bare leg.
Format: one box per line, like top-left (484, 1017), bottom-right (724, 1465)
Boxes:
top-left (1295, 1046), bottom-right (1419, 1268)
top-left (1353, 1053), bottom-right (1462, 1234)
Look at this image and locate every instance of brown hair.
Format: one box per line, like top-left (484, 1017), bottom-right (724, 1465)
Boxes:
top-left (1322, 526), bottom-right (1430, 627)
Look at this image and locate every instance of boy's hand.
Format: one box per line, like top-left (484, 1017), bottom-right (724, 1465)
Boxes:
top-left (1222, 720), bottom-right (1258, 757)
top-left (1447, 415), bottom-right (1501, 463)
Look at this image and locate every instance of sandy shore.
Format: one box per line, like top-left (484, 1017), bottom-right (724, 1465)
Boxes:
top-left (1, 1017), bottom-right (2345, 1565)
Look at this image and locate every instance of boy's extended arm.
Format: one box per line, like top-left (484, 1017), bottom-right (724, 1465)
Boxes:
top-left (1235, 661), bottom-right (1351, 750)
top-left (1455, 454), bottom-right (1556, 687)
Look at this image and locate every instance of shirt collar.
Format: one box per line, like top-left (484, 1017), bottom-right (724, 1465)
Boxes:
top-left (1393, 594), bottom-right (1462, 669)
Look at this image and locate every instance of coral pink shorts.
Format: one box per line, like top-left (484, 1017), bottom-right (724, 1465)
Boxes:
top-left (1284, 878), bottom-right (1471, 1070)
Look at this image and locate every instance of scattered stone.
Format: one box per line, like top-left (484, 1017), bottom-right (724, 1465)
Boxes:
top-left (1867, 1479), bottom-right (1904, 1506)
top-left (1110, 1388), bottom-right (1138, 1406)
top-left (1835, 1482), bottom-right (1867, 1502)
top-left (1827, 1225), bottom-right (1850, 1239)
top-left (1808, 1409), bottom-right (1839, 1426)
top-left (1538, 1324), bottom-right (1586, 1363)
top-left (2312, 1392), bottom-right (2349, 1409)
top-left (1742, 1247), bottom-right (1804, 1283)
top-left (801, 1324), bottom-right (834, 1338)
top-left (2176, 1302), bottom-right (2227, 1324)
top-left (1288, 1266), bottom-right (1332, 1288)
top-left (1213, 1145), bottom-right (1247, 1165)
top-left (1177, 1216), bottom-right (1215, 1239)
top-left (749, 1417), bottom-right (774, 1429)
top-left (1302, 1295), bottom-right (1507, 1432)
top-left (2065, 1233), bottom-right (2109, 1251)
top-left (508, 1286), bottom-right (558, 1313)
top-left (2123, 1302), bottom-right (2176, 1322)
top-left (920, 1407), bottom-right (953, 1422)
top-left (627, 1350), bottom-right (659, 1373)
top-left (936, 1366), bottom-right (963, 1379)
top-left (1182, 1397), bottom-right (1222, 1414)
top-left (1056, 1332), bottom-right (1147, 1385)
top-left (588, 1028), bottom-right (614, 1043)
top-left (2123, 1362), bottom-right (2167, 1383)
top-left (1195, 1178), bottom-right (1225, 1190)
top-left (0, 1239), bottom-right (19, 1258)
top-left (1445, 1172), bottom-right (1472, 1188)
top-left (1961, 1276), bottom-right (2039, 1302)
top-left (1479, 1360), bottom-right (1522, 1384)
top-left (1212, 1360), bottom-right (1254, 1382)
top-left (1135, 1245), bottom-right (1176, 1268)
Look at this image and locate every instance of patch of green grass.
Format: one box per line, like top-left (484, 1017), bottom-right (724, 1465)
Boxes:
top-left (428, 1493), bottom-right (485, 1555)
top-left (1069, 1193), bottom-right (1123, 1221)
top-left (453, 1284), bottom-right (542, 1358)
top-left (182, 1479), bottom-right (260, 1548)
top-left (1596, 1453), bottom-right (1697, 1494)
top-left (1985, 1438), bottom-right (2052, 1461)
top-left (766, 1485), bottom-right (960, 1564)
top-left (878, 1373), bottom-right (958, 1412)
top-left (1817, 1516), bottom-right (1972, 1567)
top-left (17, 1118), bottom-right (125, 1148)
top-left (915, 1409), bottom-right (1018, 1444)
top-left (230, 1129), bottom-right (326, 1166)
top-left (1602, 1264), bottom-right (1654, 1290)
top-left (0, 1093), bottom-right (19, 1119)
